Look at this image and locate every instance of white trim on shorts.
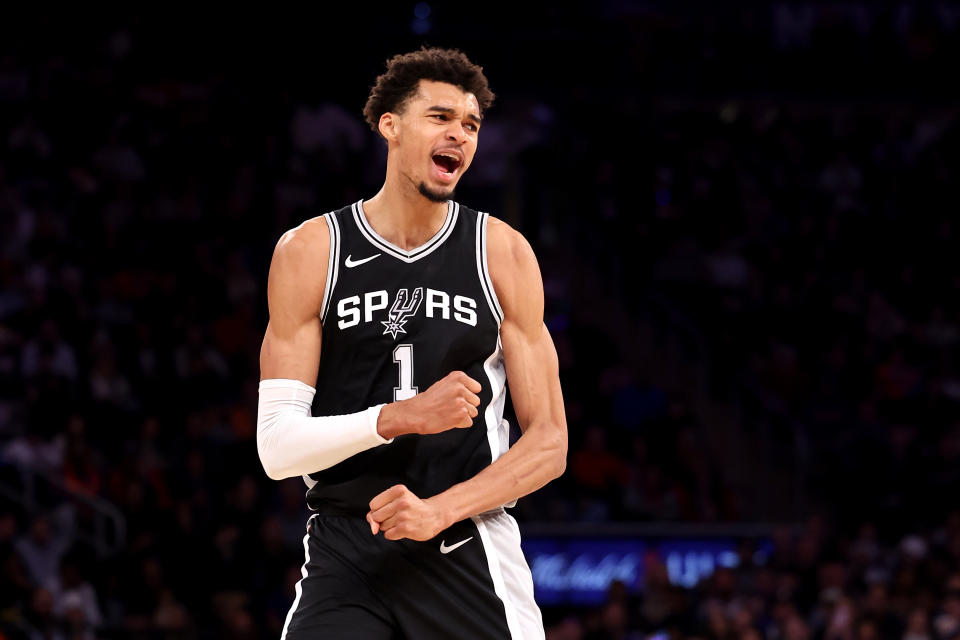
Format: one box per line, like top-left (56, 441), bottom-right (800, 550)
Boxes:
top-left (471, 509), bottom-right (545, 639)
top-left (281, 514), bottom-right (317, 639)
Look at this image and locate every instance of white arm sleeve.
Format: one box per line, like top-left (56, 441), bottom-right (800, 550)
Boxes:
top-left (256, 378), bottom-right (392, 480)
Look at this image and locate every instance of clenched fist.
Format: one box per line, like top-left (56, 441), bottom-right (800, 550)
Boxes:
top-left (366, 484), bottom-right (449, 541)
top-left (377, 371), bottom-right (481, 439)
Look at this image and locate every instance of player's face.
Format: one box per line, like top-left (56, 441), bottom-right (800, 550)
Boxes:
top-left (393, 80), bottom-right (481, 202)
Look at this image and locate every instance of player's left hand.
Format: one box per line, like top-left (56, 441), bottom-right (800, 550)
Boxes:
top-left (366, 484), bottom-right (449, 541)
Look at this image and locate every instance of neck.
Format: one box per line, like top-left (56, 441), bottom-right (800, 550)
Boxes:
top-left (362, 164), bottom-right (450, 251)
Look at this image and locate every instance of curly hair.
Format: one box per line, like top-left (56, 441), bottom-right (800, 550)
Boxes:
top-left (363, 47), bottom-right (495, 135)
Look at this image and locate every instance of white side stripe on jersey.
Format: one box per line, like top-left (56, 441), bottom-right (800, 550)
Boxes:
top-left (482, 335), bottom-right (508, 466)
top-left (320, 212), bottom-right (341, 324)
top-left (476, 212), bottom-right (504, 326)
top-left (313, 212), bottom-right (339, 486)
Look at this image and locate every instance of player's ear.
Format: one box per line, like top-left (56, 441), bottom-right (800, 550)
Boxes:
top-left (379, 112), bottom-right (398, 142)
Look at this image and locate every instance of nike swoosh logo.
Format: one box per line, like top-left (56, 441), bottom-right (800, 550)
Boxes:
top-left (345, 253), bottom-right (381, 268)
top-left (440, 537), bottom-right (473, 554)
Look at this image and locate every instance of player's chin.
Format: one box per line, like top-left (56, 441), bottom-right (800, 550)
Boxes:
top-left (418, 181), bottom-right (456, 203)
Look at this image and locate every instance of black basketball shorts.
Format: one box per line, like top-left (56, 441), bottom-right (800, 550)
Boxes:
top-left (280, 508), bottom-right (544, 639)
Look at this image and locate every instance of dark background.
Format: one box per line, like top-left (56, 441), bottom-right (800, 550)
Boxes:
top-left (1, 4), bottom-right (959, 639)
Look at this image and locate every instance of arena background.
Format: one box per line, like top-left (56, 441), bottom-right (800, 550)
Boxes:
top-left (1, 4), bottom-right (959, 638)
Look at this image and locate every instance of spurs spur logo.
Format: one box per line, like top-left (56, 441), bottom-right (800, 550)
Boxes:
top-left (381, 288), bottom-right (424, 339)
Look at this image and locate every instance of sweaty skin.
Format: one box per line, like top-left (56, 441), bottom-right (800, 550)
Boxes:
top-left (259, 80), bottom-right (568, 542)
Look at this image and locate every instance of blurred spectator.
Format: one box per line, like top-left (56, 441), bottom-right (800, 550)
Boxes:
top-left (45, 553), bottom-right (101, 629)
top-left (15, 514), bottom-right (71, 588)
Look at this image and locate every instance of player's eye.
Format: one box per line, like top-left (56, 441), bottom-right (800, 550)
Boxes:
top-left (431, 114), bottom-right (448, 121)
top-left (465, 123), bottom-right (478, 132)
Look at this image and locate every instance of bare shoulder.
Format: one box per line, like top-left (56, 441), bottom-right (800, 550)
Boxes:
top-left (274, 215), bottom-right (330, 263)
top-left (485, 216), bottom-right (543, 325)
top-left (486, 215), bottom-right (537, 274)
top-left (272, 216), bottom-right (330, 277)
top-left (268, 215), bottom-right (331, 317)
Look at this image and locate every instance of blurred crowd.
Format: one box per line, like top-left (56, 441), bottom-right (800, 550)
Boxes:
top-left (648, 97), bottom-right (960, 537)
top-left (547, 512), bottom-right (960, 640)
top-left (1, 4), bottom-right (959, 639)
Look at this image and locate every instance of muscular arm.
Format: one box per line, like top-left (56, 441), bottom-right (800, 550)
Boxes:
top-left (259, 219), bottom-right (328, 386)
top-left (368, 218), bottom-right (568, 539)
top-left (431, 218), bottom-right (568, 520)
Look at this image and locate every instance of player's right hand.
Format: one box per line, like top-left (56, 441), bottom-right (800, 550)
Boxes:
top-left (378, 371), bottom-right (481, 438)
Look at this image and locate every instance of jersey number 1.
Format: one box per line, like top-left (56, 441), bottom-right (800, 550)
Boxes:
top-left (393, 344), bottom-right (418, 401)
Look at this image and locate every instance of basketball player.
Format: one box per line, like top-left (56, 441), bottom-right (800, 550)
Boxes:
top-left (256, 47), bottom-right (567, 639)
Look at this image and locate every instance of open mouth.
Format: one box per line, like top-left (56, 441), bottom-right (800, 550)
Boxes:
top-left (432, 151), bottom-right (462, 177)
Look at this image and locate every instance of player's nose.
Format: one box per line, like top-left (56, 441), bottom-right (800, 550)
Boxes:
top-left (445, 122), bottom-right (467, 144)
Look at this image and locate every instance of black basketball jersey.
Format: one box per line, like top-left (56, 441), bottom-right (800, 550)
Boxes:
top-left (305, 199), bottom-right (509, 515)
